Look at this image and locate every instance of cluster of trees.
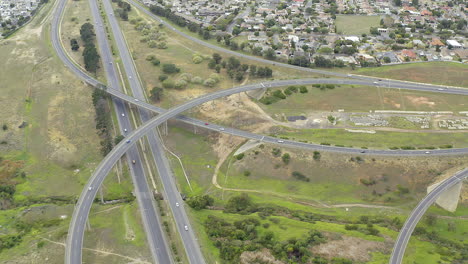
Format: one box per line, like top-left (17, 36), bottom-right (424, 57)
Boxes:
top-left (204, 212), bottom-right (327, 263)
top-left (80, 23), bottom-right (100, 73)
top-left (312, 84), bottom-right (336, 90)
top-left (186, 195), bottom-right (214, 210)
top-left (259, 85), bottom-right (308, 105)
top-left (207, 54), bottom-right (272, 81)
top-left (112, 0), bottom-right (131, 21)
top-left (314, 56), bottom-right (346, 68)
top-left (91, 88), bottom-right (113, 155)
top-left (149, 5), bottom-right (186, 27)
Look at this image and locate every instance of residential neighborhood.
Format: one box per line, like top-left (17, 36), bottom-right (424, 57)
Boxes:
top-left (141, 0), bottom-right (467, 66)
top-left (0, 0), bottom-right (44, 37)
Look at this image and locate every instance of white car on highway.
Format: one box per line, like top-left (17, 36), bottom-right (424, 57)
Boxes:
top-left (277, 140), bottom-right (284, 143)
top-left (88, 187), bottom-right (93, 191)
top-left (121, 113), bottom-right (125, 117)
top-left (176, 202), bottom-right (179, 207)
top-left (184, 225), bottom-right (188, 231)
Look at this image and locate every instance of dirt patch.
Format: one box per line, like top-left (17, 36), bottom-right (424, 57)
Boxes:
top-left (240, 248), bottom-right (284, 264)
top-left (384, 97), bottom-right (401, 109)
top-left (47, 93), bottom-right (79, 166)
top-left (405, 96), bottom-right (435, 107)
top-left (311, 235), bottom-right (388, 262)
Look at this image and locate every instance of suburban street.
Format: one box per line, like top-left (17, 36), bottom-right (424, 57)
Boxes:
top-left (389, 169), bottom-right (468, 264)
top-left (48, 1), bottom-right (468, 264)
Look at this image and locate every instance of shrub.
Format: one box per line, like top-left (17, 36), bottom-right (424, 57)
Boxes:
top-left (292, 171), bottom-right (309, 182)
top-left (272, 90), bottom-right (286, 99)
top-left (178, 73), bottom-right (193, 82)
top-left (203, 78), bottom-right (216, 87)
top-left (209, 73), bottom-right (220, 83)
top-left (175, 79), bottom-right (188, 90)
top-left (243, 170), bottom-right (251, 176)
top-left (272, 148), bottom-right (281, 157)
top-left (191, 76), bottom-right (203, 84)
top-left (162, 79), bottom-right (175, 88)
top-left (299, 86), bottom-right (308, 93)
top-left (157, 41), bottom-right (168, 49)
top-left (235, 153), bottom-right (245, 160)
top-left (192, 55), bottom-right (203, 64)
top-left (159, 74), bottom-right (168, 81)
top-left (162, 63), bottom-right (180, 74)
top-left (313, 151), bottom-right (321, 161)
top-left (281, 153), bottom-right (291, 164)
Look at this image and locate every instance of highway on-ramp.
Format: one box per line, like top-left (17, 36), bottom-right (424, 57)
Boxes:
top-left (389, 168), bottom-right (468, 264)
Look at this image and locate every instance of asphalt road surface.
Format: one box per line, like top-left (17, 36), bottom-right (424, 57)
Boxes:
top-left (389, 168), bottom-right (468, 264)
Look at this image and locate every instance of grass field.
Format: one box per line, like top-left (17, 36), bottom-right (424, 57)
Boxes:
top-left (83, 203), bottom-right (152, 263)
top-left (335, 15), bottom-right (381, 35)
top-left (258, 85), bottom-right (468, 117)
top-left (0, 0), bottom-right (103, 201)
top-left (278, 128), bottom-right (468, 149)
top-left (355, 62), bottom-right (468, 88)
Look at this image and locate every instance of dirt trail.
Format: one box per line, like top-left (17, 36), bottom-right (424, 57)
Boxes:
top-left (39, 237), bottom-right (150, 263)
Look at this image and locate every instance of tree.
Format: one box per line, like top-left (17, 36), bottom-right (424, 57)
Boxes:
top-left (224, 193), bottom-right (256, 214)
top-left (394, 0), bottom-right (401, 6)
top-left (227, 57), bottom-right (240, 70)
top-left (114, 135), bottom-right (125, 145)
top-left (187, 195), bottom-right (214, 210)
top-left (70, 39), bottom-right (79, 51)
top-left (412, 0), bottom-right (418, 6)
top-left (80, 23), bottom-right (95, 44)
top-left (249, 65), bottom-right (257, 76)
top-left (263, 48), bottom-right (276, 60)
top-left (162, 63), bottom-right (180, 74)
top-left (282, 153), bottom-right (291, 164)
top-left (150, 87), bottom-right (163, 102)
top-left (82, 43), bottom-right (100, 73)
top-left (383, 56), bottom-right (391, 63)
top-left (212, 53), bottom-right (222, 64)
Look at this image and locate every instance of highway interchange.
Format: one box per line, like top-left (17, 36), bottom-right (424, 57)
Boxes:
top-left (48, 0), bottom-right (467, 263)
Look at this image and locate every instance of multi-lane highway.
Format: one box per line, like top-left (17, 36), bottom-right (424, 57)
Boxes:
top-left (89, 0), bottom-right (173, 263)
top-left (389, 168), bottom-right (468, 264)
top-left (99, 0), bottom-right (204, 262)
